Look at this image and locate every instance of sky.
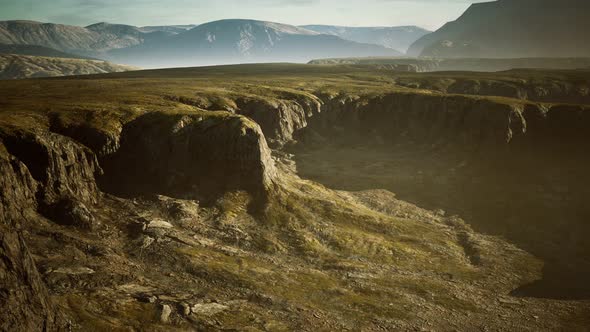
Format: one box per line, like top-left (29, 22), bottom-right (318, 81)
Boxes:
top-left (0, 0), bottom-right (488, 30)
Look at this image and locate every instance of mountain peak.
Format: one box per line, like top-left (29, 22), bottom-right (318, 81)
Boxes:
top-left (408, 0), bottom-right (590, 57)
top-left (197, 19), bottom-right (319, 36)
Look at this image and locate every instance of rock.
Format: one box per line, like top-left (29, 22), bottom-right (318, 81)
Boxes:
top-left (136, 294), bottom-right (158, 304)
top-left (0, 128), bottom-right (102, 207)
top-left (44, 198), bottom-right (97, 230)
top-left (140, 236), bottom-right (155, 249)
top-left (160, 304), bottom-right (172, 323)
top-left (180, 303), bottom-right (191, 316)
top-left (100, 112), bottom-right (277, 202)
top-left (145, 218), bottom-right (174, 229)
top-left (157, 195), bottom-right (199, 221)
top-left (0, 150), bottom-right (64, 330)
top-left (50, 267), bottom-right (95, 275)
top-left (190, 303), bottom-right (229, 317)
top-left (0, 151), bottom-right (37, 226)
top-left (0, 230), bottom-right (65, 331)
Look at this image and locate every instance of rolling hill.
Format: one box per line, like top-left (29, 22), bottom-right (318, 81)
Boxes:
top-left (407, 0), bottom-right (590, 58)
top-left (0, 43), bottom-right (96, 59)
top-left (0, 54), bottom-right (137, 79)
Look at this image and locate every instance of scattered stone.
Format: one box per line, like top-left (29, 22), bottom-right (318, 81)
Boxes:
top-left (180, 303), bottom-right (191, 316)
top-left (190, 303), bottom-right (229, 317)
top-left (45, 198), bottom-right (97, 230)
top-left (137, 295), bottom-right (158, 304)
top-left (160, 304), bottom-right (172, 323)
top-left (140, 236), bottom-right (155, 249)
top-left (157, 195), bottom-right (200, 221)
top-left (145, 218), bottom-right (174, 229)
top-left (498, 298), bottom-right (521, 306)
top-left (50, 267), bottom-right (95, 275)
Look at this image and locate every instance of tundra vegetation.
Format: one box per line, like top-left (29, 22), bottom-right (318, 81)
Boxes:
top-left (1, 64), bottom-right (589, 331)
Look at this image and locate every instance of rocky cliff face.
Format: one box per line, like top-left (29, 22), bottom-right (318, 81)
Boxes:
top-left (0, 145), bottom-right (65, 331)
top-left (100, 112), bottom-right (277, 201)
top-left (395, 73), bottom-right (590, 105)
top-left (234, 94), bottom-right (322, 146)
top-left (0, 230), bottom-right (65, 331)
top-left (0, 109), bottom-right (279, 330)
top-left (0, 127), bottom-right (102, 207)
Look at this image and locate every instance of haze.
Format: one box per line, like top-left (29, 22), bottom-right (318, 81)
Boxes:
top-left (1, 0), bottom-right (486, 30)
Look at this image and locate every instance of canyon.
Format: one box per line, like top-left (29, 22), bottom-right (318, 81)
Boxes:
top-left (1, 64), bottom-right (589, 330)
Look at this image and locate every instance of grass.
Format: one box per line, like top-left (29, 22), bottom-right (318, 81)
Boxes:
top-left (1, 63), bottom-right (585, 329)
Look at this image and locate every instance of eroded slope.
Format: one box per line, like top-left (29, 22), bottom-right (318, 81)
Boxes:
top-left (1, 64), bottom-right (589, 330)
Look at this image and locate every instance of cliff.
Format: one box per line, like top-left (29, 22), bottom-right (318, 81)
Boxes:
top-left (0, 64), bottom-right (589, 330)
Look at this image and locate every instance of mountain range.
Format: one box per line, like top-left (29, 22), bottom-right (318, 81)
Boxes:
top-left (0, 19), bottom-right (409, 68)
top-left (301, 25), bottom-right (430, 53)
top-left (3, 0), bottom-right (590, 70)
top-left (408, 0), bottom-right (590, 58)
top-left (108, 20), bottom-right (403, 68)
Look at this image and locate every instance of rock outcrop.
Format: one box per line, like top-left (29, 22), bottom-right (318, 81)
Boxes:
top-left (0, 127), bottom-right (102, 207)
top-left (308, 57), bottom-right (590, 73)
top-left (234, 94), bottom-right (322, 146)
top-left (100, 112), bottom-right (277, 201)
top-left (0, 145), bottom-right (65, 331)
top-left (394, 73), bottom-right (590, 104)
top-left (0, 230), bottom-right (65, 331)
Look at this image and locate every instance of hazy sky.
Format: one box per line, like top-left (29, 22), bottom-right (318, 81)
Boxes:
top-left (0, 0), bottom-right (488, 30)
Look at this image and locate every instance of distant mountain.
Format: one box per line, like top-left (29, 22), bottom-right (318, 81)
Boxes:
top-left (0, 20), bottom-right (146, 57)
top-left (108, 19), bottom-right (402, 68)
top-left (301, 25), bottom-right (430, 53)
top-left (0, 53), bottom-right (136, 79)
top-left (139, 25), bottom-right (197, 34)
top-left (0, 19), bottom-right (402, 68)
top-left (0, 43), bottom-right (96, 59)
top-left (408, 0), bottom-right (590, 58)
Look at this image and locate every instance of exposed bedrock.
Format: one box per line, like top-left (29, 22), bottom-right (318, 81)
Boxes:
top-left (0, 149), bottom-right (66, 331)
top-left (48, 111), bottom-right (123, 158)
top-left (233, 94), bottom-right (322, 147)
top-left (395, 76), bottom-right (590, 105)
top-left (305, 93), bottom-right (529, 149)
top-left (0, 128), bottom-right (102, 207)
top-left (0, 110), bottom-right (278, 330)
top-left (279, 92), bottom-right (590, 299)
top-left (239, 89), bottom-right (589, 156)
top-left (0, 151), bottom-right (37, 226)
top-left (0, 229), bottom-right (65, 331)
top-left (99, 112), bottom-right (277, 203)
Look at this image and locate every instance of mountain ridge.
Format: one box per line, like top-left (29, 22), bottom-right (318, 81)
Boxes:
top-left (302, 24), bottom-right (430, 53)
top-left (107, 19), bottom-right (402, 67)
top-left (0, 19), bottom-right (402, 67)
top-left (407, 0), bottom-right (590, 58)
